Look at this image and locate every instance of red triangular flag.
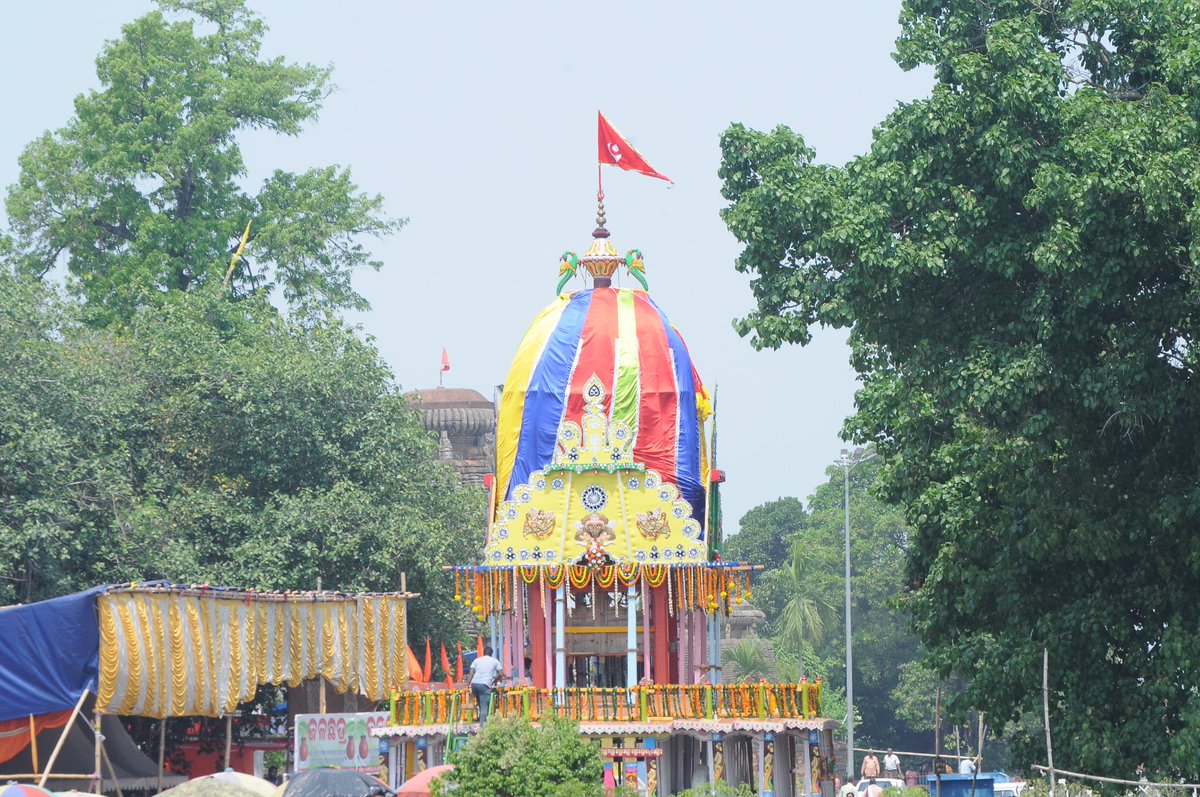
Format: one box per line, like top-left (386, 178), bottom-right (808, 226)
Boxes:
top-left (440, 643), bottom-right (453, 688)
top-left (422, 637), bottom-right (432, 683)
top-left (455, 642), bottom-right (464, 682)
top-left (440, 347), bottom-right (450, 373)
top-left (598, 111), bottom-right (671, 182)
top-left (477, 636), bottom-right (484, 658)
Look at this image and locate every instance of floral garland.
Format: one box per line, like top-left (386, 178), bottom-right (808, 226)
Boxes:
top-left (451, 564), bottom-right (755, 617)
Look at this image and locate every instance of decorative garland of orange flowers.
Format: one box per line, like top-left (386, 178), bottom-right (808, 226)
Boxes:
top-left (451, 564), bottom-right (754, 618)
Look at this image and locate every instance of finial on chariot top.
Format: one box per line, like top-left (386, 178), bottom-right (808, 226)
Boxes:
top-left (554, 200), bottom-right (650, 293)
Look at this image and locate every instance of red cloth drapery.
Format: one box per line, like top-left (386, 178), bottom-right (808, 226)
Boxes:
top-left (0, 709), bottom-right (72, 766)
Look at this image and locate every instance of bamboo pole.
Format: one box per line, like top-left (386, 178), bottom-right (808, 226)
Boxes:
top-left (29, 715), bottom-right (40, 777)
top-left (852, 748), bottom-right (958, 760)
top-left (100, 734), bottom-right (125, 797)
top-left (93, 712), bottom-right (102, 795)
top-left (38, 689), bottom-right (91, 787)
top-left (934, 685), bottom-right (942, 797)
top-left (158, 719), bottom-right (166, 795)
top-left (1043, 648), bottom-right (1055, 797)
top-left (1031, 765), bottom-right (1200, 790)
top-left (224, 715), bottom-right (233, 770)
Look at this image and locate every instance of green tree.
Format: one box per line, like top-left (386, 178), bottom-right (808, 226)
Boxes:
top-left (724, 639), bottom-right (776, 682)
top-left (726, 496), bottom-right (806, 567)
top-left (772, 541), bottom-right (838, 672)
top-left (719, 0), bottom-right (1200, 778)
top-left (0, 271), bottom-right (477, 641)
top-left (4, 0), bottom-right (400, 325)
top-left (799, 461), bottom-right (923, 753)
top-left (436, 717), bottom-right (605, 797)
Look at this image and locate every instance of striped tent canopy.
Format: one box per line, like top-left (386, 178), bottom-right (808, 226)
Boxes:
top-left (494, 286), bottom-right (710, 526)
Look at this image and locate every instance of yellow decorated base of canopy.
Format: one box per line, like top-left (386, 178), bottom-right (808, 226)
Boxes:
top-left (485, 376), bottom-right (704, 567)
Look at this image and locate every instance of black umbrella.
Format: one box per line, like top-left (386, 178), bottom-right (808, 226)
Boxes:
top-left (281, 770), bottom-right (394, 797)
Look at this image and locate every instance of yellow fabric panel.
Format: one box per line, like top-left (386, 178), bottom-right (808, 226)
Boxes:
top-left (96, 598), bottom-right (120, 712)
top-left (134, 594), bottom-right (158, 716)
top-left (97, 592), bottom-right (410, 717)
top-left (186, 598), bottom-right (208, 716)
top-left (168, 598), bottom-right (187, 717)
top-left (362, 599), bottom-right (378, 700)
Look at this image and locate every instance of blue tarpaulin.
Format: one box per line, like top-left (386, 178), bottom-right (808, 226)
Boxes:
top-left (0, 587), bottom-right (104, 722)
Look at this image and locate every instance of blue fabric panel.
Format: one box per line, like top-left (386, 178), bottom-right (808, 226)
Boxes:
top-left (648, 297), bottom-right (705, 525)
top-left (0, 587), bottom-right (104, 722)
top-left (507, 290), bottom-right (593, 500)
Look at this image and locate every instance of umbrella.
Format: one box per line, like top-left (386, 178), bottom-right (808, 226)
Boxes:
top-left (1, 786), bottom-right (55, 797)
top-left (53, 791), bottom-right (93, 797)
top-left (397, 765), bottom-right (453, 797)
top-left (201, 773), bottom-right (276, 797)
top-left (159, 779), bottom-right (262, 797)
top-left (273, 770), bottom-right (393, 797)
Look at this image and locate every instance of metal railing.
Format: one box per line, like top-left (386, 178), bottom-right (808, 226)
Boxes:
top-left (388, 680), bottom-right (824, 726)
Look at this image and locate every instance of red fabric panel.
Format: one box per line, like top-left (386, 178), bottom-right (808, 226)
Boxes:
top-left (565, 287), bottom-right (618, 425)
top-left (0, 710), bottom-right (71, 767)
top-left (632, 293), bottom-right (678, 483)
top-left (652, 586), bottom-right (671, 685)
top-left (528, 586), bottom-right (548, 688)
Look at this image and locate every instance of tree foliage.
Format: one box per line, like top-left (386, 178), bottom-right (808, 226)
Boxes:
top-left (0, 270), bottom-right (478, 641)
top-left (735, 462), bottom-right (926, 753)
top-left (720, 0), bottom-right (1200, 778)
top-left (4, 0), bottom-right (400, 325)
top-left (436, 717), bottom-right (605, 797)
top-left (726, 495), bottom-right (806, 567)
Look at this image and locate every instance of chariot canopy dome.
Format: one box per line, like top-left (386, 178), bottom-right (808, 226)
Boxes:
top-left (489, 219), bottom-right (713, 568)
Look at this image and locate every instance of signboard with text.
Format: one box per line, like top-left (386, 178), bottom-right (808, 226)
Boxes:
top-left (294, 712), bottom-right (390, 774)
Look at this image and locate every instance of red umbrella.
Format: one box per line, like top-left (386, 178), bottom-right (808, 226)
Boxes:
top-left (397, 766), bottom-right (453, 797)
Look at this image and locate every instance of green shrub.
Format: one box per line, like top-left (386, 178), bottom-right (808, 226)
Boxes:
top-left (433, 717), bottom-right (604, 797)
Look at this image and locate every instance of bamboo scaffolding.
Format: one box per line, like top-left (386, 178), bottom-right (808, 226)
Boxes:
top-left (1031, 765), bottom-right (1200, 790)
top-left (37, 689), bottom-right (91, 787)
top-left (102, 584), bottom-right (419, 601)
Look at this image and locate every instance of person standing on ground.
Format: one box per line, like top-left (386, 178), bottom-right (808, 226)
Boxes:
top-left (469, 646), bottom-right (505, 723)
top-left (862, 751), bottom-right (881, 781)
top-left (883, 749), bottom-right (901, 780)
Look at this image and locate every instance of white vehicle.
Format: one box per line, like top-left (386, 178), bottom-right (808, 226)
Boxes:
top-left (994, 783), bottom-right (1027, 797)
top-left (857, 778), bottom-right (907, 793)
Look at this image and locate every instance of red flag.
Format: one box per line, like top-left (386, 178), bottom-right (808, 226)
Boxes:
top-left (440, 643), bottom-right (453, 688)
top-left (477, 636), bottom-right (484, 658)
top-left (440, 347), bottom-right (450, 373)
top-left (598, 111), bottom-right (671, 182)
top-left (455, 642), bottom-right (464, 682)
top-left (405, 646), bottom-right (422, 684)
top-left (422, 637), bottom-right (432, 683)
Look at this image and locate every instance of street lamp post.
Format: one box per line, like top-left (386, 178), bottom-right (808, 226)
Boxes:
top-left (839, 446), bottom-right (875, 781)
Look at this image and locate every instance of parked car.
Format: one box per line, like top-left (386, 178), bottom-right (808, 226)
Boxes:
top-left (994, 782), bottom-right (1027, 797)
top-left (857, 778), bottom-right (907, 793)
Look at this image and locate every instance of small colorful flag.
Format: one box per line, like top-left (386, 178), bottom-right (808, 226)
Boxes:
top-left (441, 347), bottom-right (450, 373)
top-left (598, 111), bottom-right (671, 182)
top-left (422, 637), bottom-right (432, 683)
top-left (455, 642), bottom-right (464, 682)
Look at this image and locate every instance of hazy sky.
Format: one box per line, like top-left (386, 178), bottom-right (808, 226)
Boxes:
top-left (0, 1), bottom-right (930, 529)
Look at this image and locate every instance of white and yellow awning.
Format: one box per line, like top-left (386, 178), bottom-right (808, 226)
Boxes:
top-left (96, 587), bottom-right (409, 718)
